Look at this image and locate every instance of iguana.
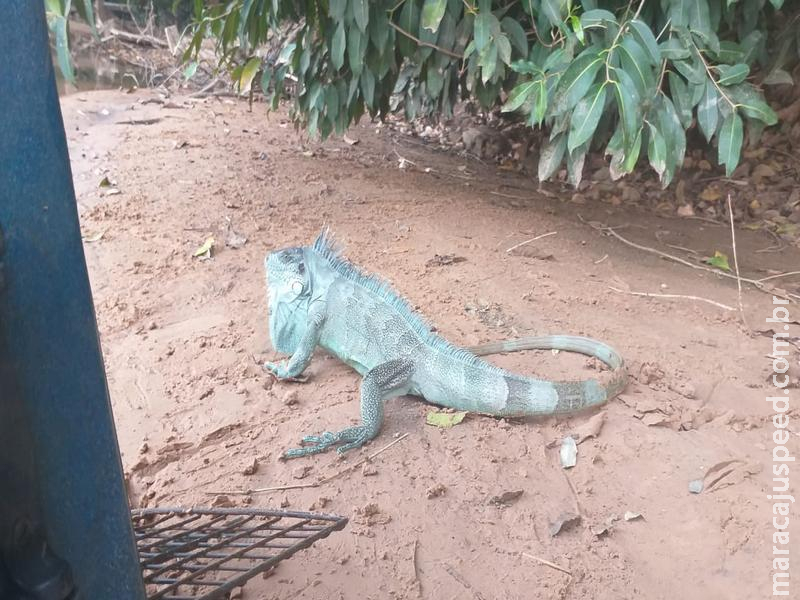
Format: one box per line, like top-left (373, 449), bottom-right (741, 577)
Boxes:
top-left (265, 230), bottom-right (627, 459)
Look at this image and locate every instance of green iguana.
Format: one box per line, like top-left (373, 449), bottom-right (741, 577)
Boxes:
top-left (265, 230), bottom-right (627, 459)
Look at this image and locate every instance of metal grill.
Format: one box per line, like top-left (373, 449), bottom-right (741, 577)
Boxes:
top-left (132, 507), bottom-right (348, 600)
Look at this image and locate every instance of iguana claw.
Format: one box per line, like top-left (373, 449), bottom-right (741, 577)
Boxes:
top-left (281, 426), bottom-right (370, 459)
top-left (263, 361), bottom-right (308, 383)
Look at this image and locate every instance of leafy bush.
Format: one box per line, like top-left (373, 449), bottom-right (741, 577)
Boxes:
top-left (58, 1), bottom-right (794, 186)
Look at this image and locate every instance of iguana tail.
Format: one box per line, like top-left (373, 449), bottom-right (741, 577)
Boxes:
top-left (467, 335), bottom-right (627, 416)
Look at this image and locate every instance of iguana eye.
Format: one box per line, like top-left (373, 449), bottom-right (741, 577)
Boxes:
top-left (291, 280), bottom-right (304, 295)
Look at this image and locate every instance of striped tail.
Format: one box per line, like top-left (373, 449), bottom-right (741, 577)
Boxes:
top-left (468, 335), bottom-right (627, 416)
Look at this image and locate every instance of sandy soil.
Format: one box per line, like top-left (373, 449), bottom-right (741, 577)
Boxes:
top-left (63, 90), bottom-right (799, 600)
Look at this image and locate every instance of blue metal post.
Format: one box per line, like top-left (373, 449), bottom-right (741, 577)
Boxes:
top-left (0, 3), bottom-right (146, 598)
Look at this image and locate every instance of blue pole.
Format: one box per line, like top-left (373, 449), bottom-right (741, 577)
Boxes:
top-left (0, 3), bottom-right (146, 598)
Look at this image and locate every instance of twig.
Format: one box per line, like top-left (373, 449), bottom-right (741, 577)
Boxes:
top-left (388, 21), bottom-right (463, 58)
top-left (608, 286), bottom-right (735, 311)
top-left (521, 552), bottom-right (572, 576)
top-left (594, 254), bottom-right (609, 265)
top-left (205, 482), bottom-right (318, 496)
top-left (586, 220), bottom-right (800, 302)
top-left (506, 231), bottom-right (557, 254)
top-left (562, 471), bottom-right (581, 517)
top-left (489, 190), bottom-right (535, 201)
top-left (108, 27), bottom-right (169, 48)
top-left (758, 271), bottom-right (800, 283)
top-left (204, 433), bottom-right (409, 496)
top-left (318, 433), bottom-right (409, 485)
top-left (727, 195), bottom-right (751, 331)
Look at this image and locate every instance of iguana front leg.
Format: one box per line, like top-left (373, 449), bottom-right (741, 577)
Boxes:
top-left (264, 311), bottom-right (325, 380)
top-left (283, 358), bottom-right (416, 459)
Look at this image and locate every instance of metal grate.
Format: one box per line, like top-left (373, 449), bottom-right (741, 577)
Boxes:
top-left (132, 507), bottom-right (348, 600)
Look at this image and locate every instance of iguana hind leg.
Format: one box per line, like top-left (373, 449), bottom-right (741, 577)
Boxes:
top-left (283, 358), bottom-right (415, 459)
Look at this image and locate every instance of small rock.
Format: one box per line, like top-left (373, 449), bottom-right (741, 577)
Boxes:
top-left (242, 458), bottom-right (259, 476)
top-left (230, 587), bottom-right (244, 600)
top-left (677, 204), bottom-right (695, 217)
top-left (212, 495), bottom-right (235, 508)
top-left (426, 483), bottom-right (447, 499)
top-left (138, 442), bottom-right (149, 455)
top-left (280, 496), bottom-right (290, 508)
top-left (292, 465), bottom-right (312, 480)
top-left (752, 163), bottom-right (776, 183)
top-left (283, 390), bottom-right (299, 406)
top-left (361, 463), bottom-right (378, 476)
top-left (688, 479), bottom-right (704, 494)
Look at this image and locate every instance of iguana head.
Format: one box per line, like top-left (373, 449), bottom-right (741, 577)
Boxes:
top-left (265, 246), bottom-right (310, 354)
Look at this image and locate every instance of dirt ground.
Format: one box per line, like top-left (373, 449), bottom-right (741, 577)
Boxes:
top-left (63, 90), bottom-right (799, 600)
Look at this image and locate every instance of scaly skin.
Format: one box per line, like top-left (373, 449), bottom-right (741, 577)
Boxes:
top-left (265, 230), bottom-right (627, 458)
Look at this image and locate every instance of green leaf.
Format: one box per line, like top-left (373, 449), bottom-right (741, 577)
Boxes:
top-left (580, 9), bottom-right (617, 29)
top-left (727, 83), bottom-right (778, 125)
top-left (360, 69), bottom-right (375, 108)
top-left (478, 44), bottom-right (498, 83)
top-left (567, 141), bottom-right (590, 187)
top-left (352, 0), bottom-right (369, 32)
top-left (697, 79), bottom-right (719, 142)
top-left (618, 37), bottom-right (656, 97)
top-left (193, 237), bottom-right (215, 258)
top-left (612, 68), bottom-right (641, 151)
top-left (629, 19), bottom-right (661, 66)
top-left (421, 0), bottom-right (447, 33)
top-left (502, 80), bottom-right (537, 112)
top-left (718, 112), bottom-right (743, 176)
top-left (530, 79), bottom-right (548, 126)
top-left (568, 83), bottom-right (607, 153)
top-left (764, 69), bottom-right (793, 86)
top-left (716, 63), bottom-right (749, 85)
top-left (474, 11), bottom-right (495, 52)
top-left (329, 0), bottom-right (347, 21)
top-left (426, 410), bottom-right (467, 428)
top-left (501, 17), bottom-right (528, 55)
top-left (183, 61), bottom-right (198, 81)
top-left (704, 250), bottom-right (731, 271)
top-left (551, 51), bottom-right (604, 114)
top-left (397, 0), bottom-right (420, 58)
top-left (668, 72), bottom-right (693, 128)
top-left (570, 15), bottom-right (585, 44)
top-left (538, 133), bottom-right (567, 182)
top-left (348, 26), bottom-right (365, 75)
top-left (659, 38), bottom-right (691, 60)
top-left (646, 121), bottom-right (667, 179)
top-left (51, 14), bottom-right (74, 83)
top-left (715, 41), bottom-right (744, 64)
top-left (496, 34), bottom-right (512, 65)
top-left (332, 22), bottom-right (346, 70)
top-left (238, 57), bottom-right (261, 92)
top-left (656, 95), bottom-right (687, 187)
top-left (541, 0), bottom-right (567, 28)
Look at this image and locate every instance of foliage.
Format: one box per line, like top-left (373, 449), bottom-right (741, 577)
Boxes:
top-left (57, 1), bottom-right (795, 186)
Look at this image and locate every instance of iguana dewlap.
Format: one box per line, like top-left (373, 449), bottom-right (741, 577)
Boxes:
top-left (265, 230), bottom-right (627, 458)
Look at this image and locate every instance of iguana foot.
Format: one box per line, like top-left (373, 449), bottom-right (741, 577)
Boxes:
top-left (263, 360), bottom-right (308, 383)
top-left (282, 426), bottom-right (370, 459)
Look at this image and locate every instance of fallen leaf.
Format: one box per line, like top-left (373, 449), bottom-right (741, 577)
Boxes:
top-left (98, 176), bottom-right (112, 187)
top-left (343, 135), bottom-right (359, 145)
top-left (623, 511), bottom-right (644, 522)
top-left (677, 204), bottom-right (695, 217)
top-left (490, 490), bottom-right (523, 506)
top-left (193, 237), bottom-right (215, 258)
top-left (549, 512), bottom-right (581, 537)
top-left (426, 410), bottom-right (467, 428)
top-left (104, 188), bottom-right (121, 196)
top-left (225, 228), bottom-right (247, 249)
top-left (573, 411), bottom-right (606, 444)
top-left (560, 436), bottom-right (577, 468)
top-left (704, 251), bottom-right (731, 272)
top-left (425, 254), bottom-right (467, 267)
top-left (82, 230), bottom-right (105, 243)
